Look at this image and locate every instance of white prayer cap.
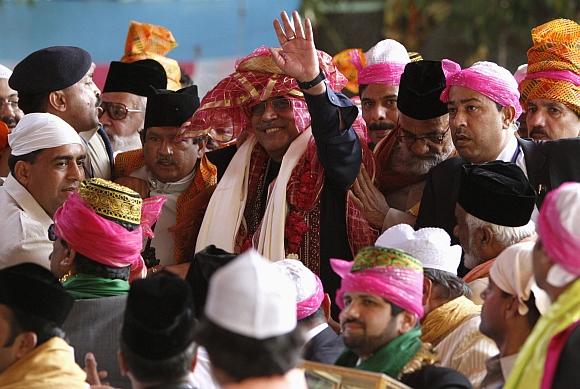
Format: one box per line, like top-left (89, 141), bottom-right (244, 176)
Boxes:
top-left (204, 249), bottom-right (297, 339)
top-left (0, 64), bottom-right (12, 79)
top-left (272, 259), bottom-right (324, 320)
top-left (375, 224), bottom-right (462, 275)
top-left (513, 64), bottom-right (528, 86)
top-left (490, 241), bottom-right (551, 315)
top-left (8, 113), bottom-right (84, 156)
top-left (365, 39), bottom-right (410, 65)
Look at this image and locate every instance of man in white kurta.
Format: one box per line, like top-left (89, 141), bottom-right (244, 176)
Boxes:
top-left (0, 113), bottom-right (85, 269)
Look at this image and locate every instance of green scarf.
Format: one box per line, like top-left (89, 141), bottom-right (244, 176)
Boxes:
top-left (63, 274), bottom-right (129, 300)
top-left (335, 326), bottom-right (422, 378)
top-left (505, 278), bottom-right (580, 389)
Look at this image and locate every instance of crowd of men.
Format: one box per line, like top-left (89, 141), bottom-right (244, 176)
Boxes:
top-left (0, 10), bottom-right (578, 389)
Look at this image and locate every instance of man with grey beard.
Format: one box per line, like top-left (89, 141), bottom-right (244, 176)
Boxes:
top-left (353, 60), bottom-right (455, 232)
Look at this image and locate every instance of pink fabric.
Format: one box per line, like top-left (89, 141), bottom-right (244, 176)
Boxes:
top-left (541, 321), bottom-right (580, 389)
top-left (537, 182), bottom-right (580, 276)
top-left (330, 259), bottom-right (424, 319)
top-left (296, 274), bottom-right (324, 320)
top-left (526, 69), bottom-right (580, 86)
top-left (440, 59), bottom-right (523, 119)
top-left (54, 193), bottom-right (166, 281)
top-left (358, 63), bottom-right (407, 86)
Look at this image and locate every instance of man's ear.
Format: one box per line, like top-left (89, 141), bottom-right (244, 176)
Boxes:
top-left (398, 311), bottom-right (418, 334)
top-left (118, 350), bottom-right (128, 376)
top-left (14, 332), bottom-right (38, 359)
top-left (502, 106), bottom-right (516, 129)
top-left (479, 225), bottom-right (494, 248)
top-left (422, 277), bottom-right (433, 307)
top-left (13, 160), bottom-right (32, 186)
top-left (46, 90), bottom-right (67, 113)
top-left (504, 295), bottom-right (520, 319)
top-left (321, 293), bottom-right (332, 322)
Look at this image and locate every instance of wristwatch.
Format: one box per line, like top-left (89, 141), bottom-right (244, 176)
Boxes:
top-left (298, 70), bottom-right (326, 90)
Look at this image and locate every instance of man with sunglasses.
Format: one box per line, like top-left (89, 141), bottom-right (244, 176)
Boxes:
top-left (114, 85), bottom-right (217, 267)
top-left (352, 60), bottom-right (455, 232)
top-left (100, 60), bottom-right (168, 153)
top-left (9, 46), bottom-right (114, 180)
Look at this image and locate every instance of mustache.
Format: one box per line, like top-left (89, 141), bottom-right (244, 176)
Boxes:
top-left (529, 126), bottom-right (547, 136)
top-left (342, 318), bottom-right (364, 327)
top-left (156, 156), bottom-right (175, 164)
top-left (0, 116), bottom-right (16, 127)
top-left (368, 122), bottom-right (396, 132)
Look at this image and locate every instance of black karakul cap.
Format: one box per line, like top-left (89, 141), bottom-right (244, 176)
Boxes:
top-left (122, 271), bottom-right (196, 360)
top-left (9, 46), bottom-right (92, 94)
top-left (397, 60), bottom-right (448, 120)
top-left (144, 85), bottom-right (200, 129)
top-left (0, 263), bottom-right (74, 326)
top-left (458, 161), bottom-right (536, 227)
top-left (103, 60), bottom-right (167, 97)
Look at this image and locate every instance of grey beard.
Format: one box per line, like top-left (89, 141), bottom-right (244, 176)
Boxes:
top-left (390, 141), bottom-right (454, 176)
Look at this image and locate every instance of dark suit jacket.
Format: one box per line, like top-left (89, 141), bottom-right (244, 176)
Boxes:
top-left (416, 137), bottom-right (580, 239)
top-left (302, 326), bottom-right (345, 365)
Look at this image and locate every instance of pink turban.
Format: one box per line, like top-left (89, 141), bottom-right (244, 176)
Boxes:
top-left (331, 247), bottom-right (424, 319)
top-left (537, 182), bottom-right (580, 277)
top-left (54, 192), bottom-right (165, 281)
top-left (440, 59), bottom-right (523, 119)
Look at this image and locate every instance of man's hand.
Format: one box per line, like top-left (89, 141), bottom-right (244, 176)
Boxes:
top-left (85, 352), bottom-right (116, 389)
top-left (352, 165), bottom-right (390, 229)
top-left (270, 11), bottom-right (320, 85)
top-left (115, 177), bottom-right (150, 199)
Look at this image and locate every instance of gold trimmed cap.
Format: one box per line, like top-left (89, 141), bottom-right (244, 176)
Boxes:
top-left (79, 178), bottom-right (142, 227)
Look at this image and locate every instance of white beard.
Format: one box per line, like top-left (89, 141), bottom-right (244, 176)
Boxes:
top-left (389, 141), bottom-right (454, 176)
top-left (109, 133), bottom-right (143, 153)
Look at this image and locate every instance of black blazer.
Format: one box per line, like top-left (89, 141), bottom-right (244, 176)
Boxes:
top-left (302, 326), bottom-right (345, 365)
top-left (416, 137), bottom-right (580, 242)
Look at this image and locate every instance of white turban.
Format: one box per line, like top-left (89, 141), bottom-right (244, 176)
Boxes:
top-left (489, 240), bottom-right (551, 315)
top-left (9, 113), bottom-right (84, 156)
top-left (0, 64), bottom-right (12, 80)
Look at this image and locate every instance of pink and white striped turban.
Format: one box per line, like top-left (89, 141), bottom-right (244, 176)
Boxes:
top-left (331, 246), bottom-right (424, 319)
top-left (54, 182), bottom-right (166, 282)
top-left (273, 259), bottom-right (325, 320)
top-left (537, 182), bottom-right (580, 279)
top-left (440, 60), bottom-right (523, 119)
top-left (354, 39), bottom-right (410, 86)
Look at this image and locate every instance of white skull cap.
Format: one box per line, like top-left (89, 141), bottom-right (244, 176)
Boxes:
top-left (375, 224), bottom-right (462, 275)
top-left (365, 39), bottom-right (410, 65)
top-left (204, 249), bottom-right (297, 339)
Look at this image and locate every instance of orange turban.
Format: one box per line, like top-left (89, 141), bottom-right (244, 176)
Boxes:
top-left (0, 121), bottom-right (10, 150)
top-left (520, 19), bottom-right (580, 115)
top-left (332, 48), bottom-right (365, 95)
top-left (121, 21), bottom-right (182, 91)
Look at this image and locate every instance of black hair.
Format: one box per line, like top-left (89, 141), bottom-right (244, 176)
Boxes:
top-left (195, 319), bottom-right (304, 382)
top-left (524, 291), bottom-right (541, 328)
top-left (120, 340), bottom-right (197, 383)
top-left (4, 307), bottom-right (66, 347)
top-left (75, 253), bottom-right (131, 281)
top-left (424, 268), bottom-right (472, 300)
top-left (8, 149), bottom-right (44, 175)
top-left (16, 92), bottom-right (49, 114)
top-left (298, 308), bottom-right (325, 326)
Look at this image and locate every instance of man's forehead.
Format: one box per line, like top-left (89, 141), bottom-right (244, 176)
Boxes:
top-left (527, 98), bottom-right (568, 109)
top-left (399, 112), bottom-right (449, 133)
top-left (0, 78), bottom-right (17, 97)
top-left (361, 83), bottom-right (399, 99)
top-left (447, 85), bottom-right (489, 105)
top-left (102, 91), bottom-right (140, 104)
top-left (344, 291), bottom-right (382, 300)
top-left (42, 143), bottom-right (86, 159)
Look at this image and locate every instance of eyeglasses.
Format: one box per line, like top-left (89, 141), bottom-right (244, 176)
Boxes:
top-left (98, 102), bottom-right (143, 120)
top-left (250, 98), bottom-right (293, 116)
top-left (48, 224), bottom-right (57, 242)
top-left (398, 127), bottom-right (450, 146)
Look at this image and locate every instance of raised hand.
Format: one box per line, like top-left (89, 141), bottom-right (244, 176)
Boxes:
top-left (352, 165), bottom-right (390, 229)
top-left (270, 10), bottom-right (319, 83)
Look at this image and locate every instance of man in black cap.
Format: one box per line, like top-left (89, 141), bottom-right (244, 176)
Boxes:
top-left (9, 46), bottom-right (114, 179)
top-left (0, 263), bottom-right (87, 388)
top-left (352, 60), bottom-right (455, 232)
top-left (119, 271), bottom-right (202, 389)
top-left (100, 60), bottom-right (167, 153)
top-left (454, 161), bottom-right (536, 304)
top-left (113, 86), bottom-right (216, 267)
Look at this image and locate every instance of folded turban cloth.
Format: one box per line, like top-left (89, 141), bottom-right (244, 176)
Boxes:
top-left (179, 46), bottom-right (347, 143)
top-left (273, 259), bottom-right (325, 320)
top-left (440, 60), bottom-right (523, 119)
top-left (8, 113), bottom-right (84, 156)
top-left (490, 241), bottom-right (551, 315)
top-left (332, 48), bottom-right (365, 95)
top-left (331, 246), bottom-right (424, 319)
top-left (520, 19), bottom-right (580, 116)
top-left (354, 39), bottom-right (410, 87)
top-left (121, 21), bottom-right (181, 91)
top-left (537, 182), bottom-right (580, 284)
top-left (53, 178), bottom-right (166, 282)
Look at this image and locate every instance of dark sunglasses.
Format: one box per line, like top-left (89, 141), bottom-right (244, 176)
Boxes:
top-left (250, 98), bottom-right (293, 116)
top-left (98, 102), bottom-right (143, 121)
top-left (48, 224), bottom-right (57, 242)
